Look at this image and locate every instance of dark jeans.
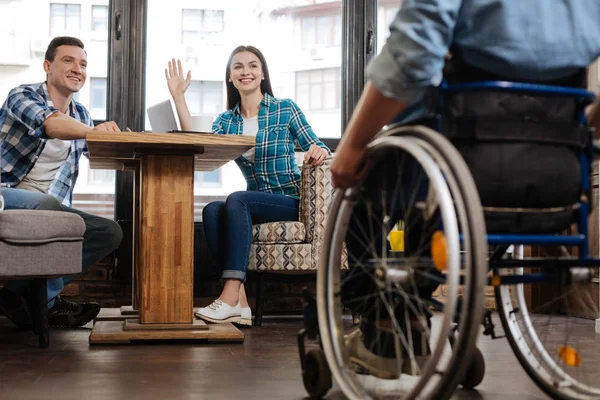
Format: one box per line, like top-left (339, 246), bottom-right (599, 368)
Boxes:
top-left (202, 190), bottom-right (299, 281)
top-left (0, 188), bottom-right (123, 308)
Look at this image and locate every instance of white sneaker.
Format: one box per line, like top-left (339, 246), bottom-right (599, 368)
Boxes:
top-left (194, 299), bottom-right (241, 324)
top-left (237, 307), bottom-right (252, 326)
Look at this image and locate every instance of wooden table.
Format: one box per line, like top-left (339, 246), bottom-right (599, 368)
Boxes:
top-left (87, 131), bottom-right (255, 344)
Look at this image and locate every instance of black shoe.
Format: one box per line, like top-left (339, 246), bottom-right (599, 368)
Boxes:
top-left (48, 296), bottom-right (100, 328)
top-left (0, 288), bottom-right (33, 330)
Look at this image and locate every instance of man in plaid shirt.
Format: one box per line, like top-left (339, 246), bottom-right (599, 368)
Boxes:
top-left (0, 37), bottom-right (123, 329)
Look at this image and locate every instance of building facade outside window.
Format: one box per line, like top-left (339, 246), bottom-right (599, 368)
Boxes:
top-left (89, 77), bottom-right (107, 120)
top-left (300, 14), bottom-right (341, 49)
top-left (91, 5), bottom-right (108, 39)
top-left (181, 9), bottom-right (224, 45)
top-left (50, 3), bottom-right (81, 36)
top-left (194, 170), bottom-right (221, 188)
top-left (295, 68), bottom-right (341, 111)
top-left (187, 80), bottom-right (223, 116)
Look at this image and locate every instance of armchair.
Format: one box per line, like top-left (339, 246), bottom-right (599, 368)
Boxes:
top-left (247, 158), bottom-right (346, 325)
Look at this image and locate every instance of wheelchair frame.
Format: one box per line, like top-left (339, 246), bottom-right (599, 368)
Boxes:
top-left (439, 81), bottom-right (598, 284)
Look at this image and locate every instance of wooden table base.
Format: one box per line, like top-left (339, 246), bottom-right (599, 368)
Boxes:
top-left (89, 320), bottom-right (244, 344)
top-left (95, 307), bottom-right (138, 322)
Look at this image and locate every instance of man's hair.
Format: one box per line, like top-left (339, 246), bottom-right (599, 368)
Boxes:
top-left (45, 36), bottom-right (85, 62)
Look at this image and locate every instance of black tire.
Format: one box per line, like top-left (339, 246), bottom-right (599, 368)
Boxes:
top-left (302, 349), bottom-right (332, 399)
top-left (460, 347), bottom-right (485, 389)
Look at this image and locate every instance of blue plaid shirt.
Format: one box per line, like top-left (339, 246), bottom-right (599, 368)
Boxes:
top-left (213, 93), bottom-right (329, 199)
top-left (0, 82), bottom-right (90, 206)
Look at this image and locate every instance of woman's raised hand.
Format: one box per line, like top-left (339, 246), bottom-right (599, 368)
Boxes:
top-left (165, 58), bottom-right (191, 98)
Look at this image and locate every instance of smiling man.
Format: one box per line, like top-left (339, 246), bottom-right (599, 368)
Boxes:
top-left (0, 37), bottom-right (123, 329)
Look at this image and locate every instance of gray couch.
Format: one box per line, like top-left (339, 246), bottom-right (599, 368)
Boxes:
top-left (0, 204), bottom-right (85, 348)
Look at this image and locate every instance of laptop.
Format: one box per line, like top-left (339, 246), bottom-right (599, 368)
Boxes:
top-left (147, 100), bottom-right (179, 132)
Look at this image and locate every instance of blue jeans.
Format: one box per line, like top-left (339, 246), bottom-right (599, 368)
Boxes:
top-left (202, 190), bottom-right (299, 281)
top-left (0, 188), bottom-right (123, 308)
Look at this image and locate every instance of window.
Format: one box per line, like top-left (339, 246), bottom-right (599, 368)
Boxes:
top-left (194, 170), bottom-right (221, 187)
top-left (89, 169), bottom-right (115, 186)
top-left (296, 68), bottom-right (341, 111)
top-left (300, 14), bottom-right (340, 49)
top-left (145, 1), bottom-right (342, 220)
top-left (89, 77), bottom-right (107, 120)
top-left (91, 5), bottom-right (108, 39)
top-left (187, 80), bottom-right (223, 116)
top-left (49, 3), bottom-right (81, 36)
top-left (378, 2), bottom-right (403, 54)
top-left (0, 1), bottom-right (114, 219)
top-left (181, 9), bottom-right (224, 45)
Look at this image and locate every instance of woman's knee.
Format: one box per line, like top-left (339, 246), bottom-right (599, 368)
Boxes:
top-left (225, 191), bottom-right (249, 210)
top-left (202, 201), bottom-right (225, 223)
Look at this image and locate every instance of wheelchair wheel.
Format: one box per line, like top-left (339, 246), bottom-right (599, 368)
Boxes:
top-left (302, 348), bottom-right (333, 399)
top-left (318, 125), bottom-right (488, 399)
top-left (496, 260), bottom-right (600, 400)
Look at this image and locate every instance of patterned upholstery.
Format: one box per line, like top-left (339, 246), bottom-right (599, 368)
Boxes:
top-left (248, 158), bottom-right (344, 272)
top-left (252, 221), bottom-right (305, 244)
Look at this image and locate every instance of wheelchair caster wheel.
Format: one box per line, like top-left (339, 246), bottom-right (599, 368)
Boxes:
top-left (302, 349), bottom-right (332, 399)
top-left (460, 347), bottom-right (485, 389)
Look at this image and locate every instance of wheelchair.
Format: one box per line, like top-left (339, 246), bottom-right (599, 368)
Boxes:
top-left (298, 79), bottom-right (600, 400)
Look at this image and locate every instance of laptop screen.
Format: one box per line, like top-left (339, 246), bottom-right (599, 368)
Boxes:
top-left (146, 100), bottom-right (179, 132)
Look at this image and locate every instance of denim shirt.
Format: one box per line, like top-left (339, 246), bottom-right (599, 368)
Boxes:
top-left (0, 82), bottom-right (91, 206)
top-left (213, 93), bottom-right (330, 199)
top-left (369, 0), bottom-right (600, 112)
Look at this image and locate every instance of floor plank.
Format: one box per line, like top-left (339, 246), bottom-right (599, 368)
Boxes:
top-left (0, 314), bottom-right (547, 400)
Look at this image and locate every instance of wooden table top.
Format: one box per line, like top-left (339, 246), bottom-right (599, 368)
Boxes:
top-left (86, 131), bottom-right (255, 171)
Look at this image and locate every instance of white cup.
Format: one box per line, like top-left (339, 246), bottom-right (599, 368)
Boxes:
top-left (191, 115), bottom-right (213, 132)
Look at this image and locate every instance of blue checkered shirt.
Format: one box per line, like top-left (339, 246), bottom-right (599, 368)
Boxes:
top-left (213, 93), bottom-right (330, 199)
top-left (0, 82), bottom-right (91, 206)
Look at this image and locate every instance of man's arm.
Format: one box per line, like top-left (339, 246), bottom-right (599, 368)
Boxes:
top-left (331, 0), bottom-right (462, 188)
top-left (42, 114), bottom-right (121, 139)
top-left (43, 113), bottom-right (94, 140)
top-left (6, 86), bottom-right (120, 140)
top-left (331, 82), bottom-right (409, 188)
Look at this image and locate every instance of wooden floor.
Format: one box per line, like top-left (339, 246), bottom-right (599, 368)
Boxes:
top-left (0, 314), bottom-right (548, 400)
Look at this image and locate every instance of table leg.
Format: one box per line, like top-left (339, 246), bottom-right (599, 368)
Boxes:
top-left (139, 154), bottom-right (194, 323)
top-left (90, 154), bottom-right (243, 343)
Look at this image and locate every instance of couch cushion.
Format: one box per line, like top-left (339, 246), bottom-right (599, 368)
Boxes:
top-left (0, 241), bottom-right (82, 277)
top-left (252, 221), bottom-right (306, 244)
top-left (0, 210), bottom-right (85, 244)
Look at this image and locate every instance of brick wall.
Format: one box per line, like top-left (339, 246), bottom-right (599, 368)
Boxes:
top-left (66, 257), bottom-right (498, 312)
top-left (64, 254), bottom-right (312, 314)
top-left (62, 255), bottom-right (132, 308)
